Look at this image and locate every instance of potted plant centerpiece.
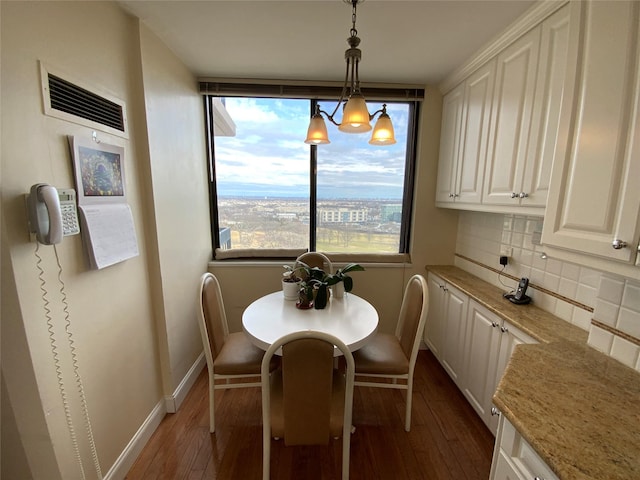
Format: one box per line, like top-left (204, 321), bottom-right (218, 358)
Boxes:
top-left (302, 263), bottom-right (365, 309)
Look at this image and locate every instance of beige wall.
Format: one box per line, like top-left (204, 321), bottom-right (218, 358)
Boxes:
top-left (211, 85), bottom-right (459, 334)
top-left (1, 2), bottom-right (209, 478)
top-left (137, 23), bottom-right (212, 404)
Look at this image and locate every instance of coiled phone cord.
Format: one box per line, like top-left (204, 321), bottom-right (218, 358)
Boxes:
top-left (54, 244), bottom-right (102, 479)
top-left (35, 242), bottom-right (87, 479)
top-left (35, 242), bottom-right (103, 479)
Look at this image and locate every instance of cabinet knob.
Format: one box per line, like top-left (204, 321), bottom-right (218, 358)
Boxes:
top-left (511, 192), bottom-right (518, 198)
top-left (501, 326), bottom-right (509, 333)
top-left (612, 239), bottom-right (628, 249)
top-left (491, 322), bottom-right (499, 328)
top-left (518, 191), bottom-right (529, 198)
top-left (491, 407), bottom-right (501, 416)
top-left (448, 193), bottom-right (455, 198)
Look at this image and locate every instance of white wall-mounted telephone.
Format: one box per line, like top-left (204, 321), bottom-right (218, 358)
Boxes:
top-left (27, 183), bottom-right (80, 245)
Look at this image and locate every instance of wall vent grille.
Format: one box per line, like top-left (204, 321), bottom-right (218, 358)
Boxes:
top-left (48, 73), bottom-right (125, 132)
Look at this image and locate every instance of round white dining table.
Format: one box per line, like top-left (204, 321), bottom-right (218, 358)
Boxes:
top-left (242, 291), bottom-right (379, 356)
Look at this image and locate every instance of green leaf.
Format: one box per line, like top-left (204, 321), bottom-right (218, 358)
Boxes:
top-left (343, 276), bottom-right (354, 292)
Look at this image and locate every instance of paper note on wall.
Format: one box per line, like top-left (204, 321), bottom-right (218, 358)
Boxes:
top-left (78, 204), bottom-right (139, 269)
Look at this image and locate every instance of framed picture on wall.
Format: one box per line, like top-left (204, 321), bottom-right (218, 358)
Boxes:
top-left (68, 135), bottom-right (127, 205)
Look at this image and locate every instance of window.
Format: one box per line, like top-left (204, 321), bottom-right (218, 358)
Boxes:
top-left (205, 93), bottom-right (419, 257)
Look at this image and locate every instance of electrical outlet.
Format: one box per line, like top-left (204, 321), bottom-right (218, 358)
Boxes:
top-left (500, 245), bottom-right (513, 257)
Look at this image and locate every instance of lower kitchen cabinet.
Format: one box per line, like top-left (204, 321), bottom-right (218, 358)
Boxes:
top-left (425, 273), bottom-right (537, 435)
top-left (424, 274), bottom-right (468, 387)
top-left (490, 415), bottom-right (559, 480)
top-left (464, 300), bottom-right (537, 433)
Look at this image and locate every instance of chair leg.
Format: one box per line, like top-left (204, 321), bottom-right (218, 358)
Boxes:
top-left (342, 435), bottom-right (350, 480)
top-left (262, 429), bottom-right (271, 480)
top-left (209, 372), bottom-right (215, 433)
top-left (405, 379), bottom-right (413, 432)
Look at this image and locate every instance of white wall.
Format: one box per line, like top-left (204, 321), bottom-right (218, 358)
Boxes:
top-left (1, 2), bottom-right (210, 478)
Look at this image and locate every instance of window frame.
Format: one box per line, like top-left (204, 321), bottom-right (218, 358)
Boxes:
top-left (203, 92), bottom-right (421, 259)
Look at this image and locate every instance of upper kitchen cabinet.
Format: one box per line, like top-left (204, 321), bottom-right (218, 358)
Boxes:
top-left (542, 1), bottom-right (640, 280)
top-left (436, 60), bottom-right (496, 205)
top-left (435, 2), bottom-right (572, 214)
top-left (483, 5), bottom-right (571, 211)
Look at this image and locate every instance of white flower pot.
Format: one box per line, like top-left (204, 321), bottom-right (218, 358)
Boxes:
top-left (333, 281), bottom-right (345, 299)
top-left (282, 279), bottom-right (300, 301)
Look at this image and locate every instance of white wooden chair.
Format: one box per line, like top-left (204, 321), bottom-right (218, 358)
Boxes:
top-left (261, 331), bottom-right (355, 480)
top-left (296, 251), bottom-right (333, 273)
top-left (352, 274), bottom-right (429, 431)
top-left (198, 272), bottom-right (277, 433)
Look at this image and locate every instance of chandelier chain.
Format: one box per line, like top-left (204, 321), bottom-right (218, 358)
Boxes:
top-left (351, 1), bottom-right (358, 38)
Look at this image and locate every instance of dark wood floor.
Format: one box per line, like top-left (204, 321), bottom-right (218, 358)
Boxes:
top-left (127, 350), bottom-right (495, 479)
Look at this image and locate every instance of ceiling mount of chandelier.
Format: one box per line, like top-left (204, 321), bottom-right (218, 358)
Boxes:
top-left (304, 0), bottom-right (396, 146)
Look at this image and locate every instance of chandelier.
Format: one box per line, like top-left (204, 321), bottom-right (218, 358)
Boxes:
top-left (304, 0), bottom-right (396, 146)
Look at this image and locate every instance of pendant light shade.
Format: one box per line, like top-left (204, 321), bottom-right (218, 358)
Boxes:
top-left (304, 0), bottom-right (394, 146)
top-left (338, 94), bottom-right (372, 133)
top-left (304, 112), bottom-right (330, 144)
top-left (369, 108), bottom-right (396, 145)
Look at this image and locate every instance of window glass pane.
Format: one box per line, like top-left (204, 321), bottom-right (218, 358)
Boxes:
top-left (214, 98), bottom-right (310, 249)
top-left (316, 101), bottom-right (409, 253)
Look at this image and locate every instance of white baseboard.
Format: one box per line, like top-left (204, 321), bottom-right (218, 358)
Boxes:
top-left (103, 353), bottom-right (206, 479)
top-left (103, 400), bottom-right (166, 480)
top-left (164, 353), bottom-right (206, 413)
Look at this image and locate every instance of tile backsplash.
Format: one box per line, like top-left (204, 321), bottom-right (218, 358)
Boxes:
top-left (454, 211), bottom-right (640, 372)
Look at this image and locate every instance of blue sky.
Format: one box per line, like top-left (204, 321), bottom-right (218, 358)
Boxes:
top-left (214, 98), bottom-right (409, 200)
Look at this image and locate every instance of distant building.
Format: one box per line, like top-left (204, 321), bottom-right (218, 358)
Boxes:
top-left (219, 227), bottom-right (232, 249)
top-left (381, 204), bottom-right (402, 223)
top-left (319, 208), bottom-right (367, 223)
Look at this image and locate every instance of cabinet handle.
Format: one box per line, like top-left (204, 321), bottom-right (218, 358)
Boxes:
top-left (511, 192), bottom-right (518, 198)
top-left (491, 407), bottom-right (500, 416)
top-left (518, 192), bottom-right (529, 198)
top-left (501, 326), bottom-right (509, 333)
top-left (612, 239), bottom-right (628, 249)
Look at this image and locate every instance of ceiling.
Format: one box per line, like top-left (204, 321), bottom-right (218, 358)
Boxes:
top-left (118, 0), bottom-right (538, 87)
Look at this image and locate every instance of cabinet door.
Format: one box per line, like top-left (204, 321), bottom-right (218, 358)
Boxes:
top-left (462, 301), bottom-right (502, 427)
top-left (483, 26), bottom-right (541, 206)
top-left (440, 284), bottom-right (468, 386)
top-left (436, 84), bottom-right (464, 203)
top-left (521, 5), bottom-right (571, 207)
top-left (456, 59), bottom-right (496, 203)
top-left (543, 1), bottom-right (640, 265)
top-left (424, 274), bottom-right (446, 359)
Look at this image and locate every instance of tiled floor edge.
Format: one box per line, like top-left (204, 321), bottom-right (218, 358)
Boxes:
top-left (455, 253), bottom-right (594, 313)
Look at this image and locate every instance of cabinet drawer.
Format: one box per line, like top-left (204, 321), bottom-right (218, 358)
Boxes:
top-left (500, 417), bottom-right (559, 480)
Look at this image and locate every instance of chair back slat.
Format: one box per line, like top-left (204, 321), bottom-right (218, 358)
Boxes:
top-left (296, 252), bottom-right (333, 274)
top-left (282, 338), bottom-right (334, 445)
top-left (201, 274), bottom-right (227, 358)
top-left (398, 276), bottom-right (426, 359)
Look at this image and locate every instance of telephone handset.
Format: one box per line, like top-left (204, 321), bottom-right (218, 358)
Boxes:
top-left (27, 184), bottom-right (80, 245)
top-left (503, 277), bottom-right (531, 305)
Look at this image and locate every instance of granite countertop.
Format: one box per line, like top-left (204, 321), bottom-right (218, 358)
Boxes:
top-left (426, 265), bottom-right (588, 344)
top-left (494, 341), bottom-right (640, 480)
top-left (425, 265), bottom-right (640, 480)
